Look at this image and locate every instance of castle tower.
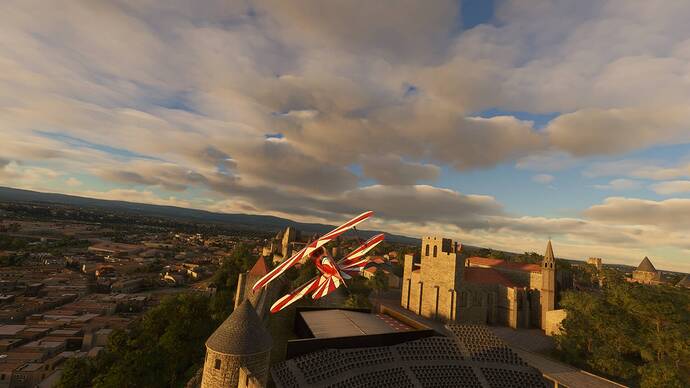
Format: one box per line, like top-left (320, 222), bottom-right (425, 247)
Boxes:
top-left (540, 240), bottom-right (556, 329)
top-left (281, 227), bottom-right (297, 258)
top-left (401, 237), bottom-right (462, 321)
top-left (201, 300), bottom-right (272, 388)
top-left (235, 256), bottom-right (270, 310)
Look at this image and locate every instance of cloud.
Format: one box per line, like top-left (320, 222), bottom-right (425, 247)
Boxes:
top-left (79, 188), bottom-right (191, 208)
top-left (2, 0), bottom-right (690, 272)
top-left (594, 178), bottom-right (642, 191)
top-left (337, 185), bottom-right (504, 228)
top-left (253, 0), bottom-right (460, 63)
top-left (585, 197), bottom-right (690, 229)
top-left (585, 158), bottom-right (690, 181)
top-left (65, 177), bottom-right (82, 187)
top-left (360, 155), bottom-right (440, 185)
top-left (532, 174), bottom-right (554, 184)
top-left (96, 161), bottom-right (211, 192)
top-left (546, 106), bottom-right (690, 156)
top-left (650, 180), bottom-right (690, 195)
top-left (515, 151), bottom-right (579, 172)
top-left (0, 161), bottom-right (63, 190)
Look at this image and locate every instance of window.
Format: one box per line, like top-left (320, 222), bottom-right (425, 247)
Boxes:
top-left (425, 244), bottom-right (430, 256)
top-left (214, 359), bottom-right (221, 369)
top-left (433, 245), bottom-right (437, 257)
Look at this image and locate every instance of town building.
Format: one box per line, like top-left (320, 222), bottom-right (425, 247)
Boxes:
top-left (630, 257), bottom-right (662, 285)
top-left (401, 237), bottom-right (558, 331)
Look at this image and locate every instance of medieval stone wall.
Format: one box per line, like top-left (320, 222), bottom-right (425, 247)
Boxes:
top-left (632, 270), bottom-right (660, 284)
top-left (201, 349), bottom-right (271, 388)
top-left (544, 309), bottom-right (567, 336)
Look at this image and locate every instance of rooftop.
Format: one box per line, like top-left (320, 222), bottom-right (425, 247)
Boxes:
top-left (0, 325), bottom-right (27, 336)
top-left (300, 310), bottom-right (412, 338)
top-left (248, 256), bottom-right (270, 277)
top-left (205, 299), bottom-right (272, 355)
top-left (635, 257), bottom-right (657, 273)
top-left (467, 257), bottom-right (542, 273)
top-left (464, 267), bottom-right (519, 288)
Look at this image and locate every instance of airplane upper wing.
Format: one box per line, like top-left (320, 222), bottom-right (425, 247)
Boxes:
top-left (338, 233), bottom-right (385, 276)
top-left (252, 246), bottom-right (307, 292)
top-left (252, 211), bottom-right (374, 292)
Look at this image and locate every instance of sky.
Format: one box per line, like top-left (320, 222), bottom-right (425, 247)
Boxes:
top-left (1, 0), bottom-right (690, 272)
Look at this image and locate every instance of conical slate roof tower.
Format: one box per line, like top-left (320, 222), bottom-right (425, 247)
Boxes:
top-left (636, 257), bottom-right (657, 273)
top-left (201, 300), bottom-right (272, 388)
top-left (206, 299), bottom-right (272, 355)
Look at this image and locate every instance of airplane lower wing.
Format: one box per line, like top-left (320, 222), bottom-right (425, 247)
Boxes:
top-left (253, 211), bottom-right (374, 292)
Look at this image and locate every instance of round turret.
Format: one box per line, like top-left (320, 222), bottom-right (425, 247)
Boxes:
top-left (201, 300), bottom-right (272, 388)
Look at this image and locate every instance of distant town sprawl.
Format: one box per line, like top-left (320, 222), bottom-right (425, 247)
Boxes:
top-left (1, 200), bottom-right (688, 388)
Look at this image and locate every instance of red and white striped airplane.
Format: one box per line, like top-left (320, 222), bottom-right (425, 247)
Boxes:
top-left (250, 211), bottom-right (384, 313)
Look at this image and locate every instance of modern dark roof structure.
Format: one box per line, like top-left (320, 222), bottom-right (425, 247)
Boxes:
top-left (272, 324), bottom-right (545, 387)
top-left (300, 310), bottom-right (412, 338)
top-left (205, 299), bottom-right (272, 355)
top-left (636, 257), bottom-right (657, 273)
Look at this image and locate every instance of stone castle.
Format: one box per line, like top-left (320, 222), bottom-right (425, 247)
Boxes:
top-left (401, 237), bottom-right (560, 332)
top-left (261, 227), bottom-right (302, 264)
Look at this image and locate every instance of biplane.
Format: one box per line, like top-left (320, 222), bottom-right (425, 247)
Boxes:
top-left (251, 211), bottom-right (384, 313)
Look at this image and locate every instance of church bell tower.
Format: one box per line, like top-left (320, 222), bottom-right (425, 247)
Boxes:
top-left (540, 240), bottom-right (556, 329)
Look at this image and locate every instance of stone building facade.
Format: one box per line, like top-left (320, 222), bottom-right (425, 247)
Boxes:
top-left (401, 236), bottom-right (557, 331)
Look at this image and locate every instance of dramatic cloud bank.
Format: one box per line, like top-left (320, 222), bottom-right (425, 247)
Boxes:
top-left (2, 0), bottom-right (690, 271)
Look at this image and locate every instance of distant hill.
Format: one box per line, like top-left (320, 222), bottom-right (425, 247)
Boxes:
top-left (0, 186), bottom-right (420, 244)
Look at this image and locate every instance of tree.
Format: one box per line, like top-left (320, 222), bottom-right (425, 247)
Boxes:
top-left (555, 274), bottom-right (690, 387)
top-left (59, 292), bottom-right (232, 388)
top-left (369, 269), bottom-right (389, 294)
top-left (344, 293), bottom-right (372, 309)
top-left (56, 358), bottom-right (96, 388)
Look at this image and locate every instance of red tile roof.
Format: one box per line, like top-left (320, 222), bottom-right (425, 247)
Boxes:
top-left (248, 256), bottom-right (270, 276)
top-left (467, 257), bottom-right (541, 273)
top-left (463, 267), bottom-right (518, 288)
top-left (370, 257), bottom-right (385, 264)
